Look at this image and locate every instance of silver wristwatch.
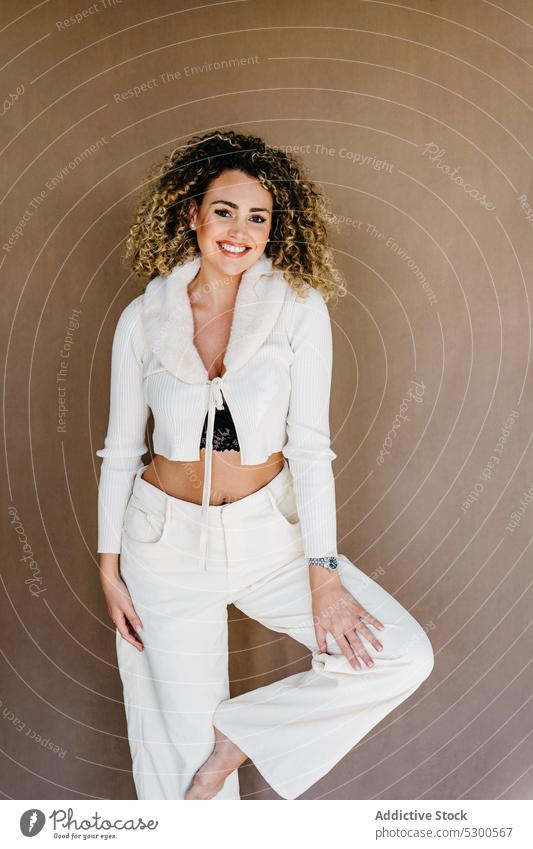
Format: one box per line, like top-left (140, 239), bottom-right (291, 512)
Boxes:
top-left (308, 556), bottom-right (339, 572)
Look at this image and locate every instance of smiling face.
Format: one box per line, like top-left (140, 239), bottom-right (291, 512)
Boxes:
top-left (188, 169), bottom-right (273, 276)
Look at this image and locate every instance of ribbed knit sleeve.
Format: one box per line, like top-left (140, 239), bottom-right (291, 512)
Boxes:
top-left (95, 296), bottom-right (149, 554)
top-left (282, 287), bottom-right (338, 558)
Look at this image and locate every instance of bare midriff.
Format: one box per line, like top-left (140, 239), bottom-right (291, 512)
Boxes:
top-left (141, 450), bottom-right (285, 505)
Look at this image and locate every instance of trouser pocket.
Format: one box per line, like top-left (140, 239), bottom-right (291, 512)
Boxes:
top-left (266, 483), bottom-right (300, 529)
top-left (122, 492), bottom-right (170, 546)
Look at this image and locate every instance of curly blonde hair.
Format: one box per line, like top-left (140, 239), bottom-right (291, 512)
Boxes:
top-left (123, 128), bottom-right (347, 304)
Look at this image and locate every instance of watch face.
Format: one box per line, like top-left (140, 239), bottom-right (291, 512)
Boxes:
top-left (328, 558), bottom-right (338, 570)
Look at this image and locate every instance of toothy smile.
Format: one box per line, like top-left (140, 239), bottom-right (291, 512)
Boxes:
top-left (216, 241), bottom-right (251, 257)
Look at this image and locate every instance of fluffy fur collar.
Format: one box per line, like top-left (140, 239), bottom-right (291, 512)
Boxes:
top-left (141, 251), bottom-right (291, 383)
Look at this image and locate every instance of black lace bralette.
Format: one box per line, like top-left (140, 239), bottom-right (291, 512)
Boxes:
top-left (199, 400), bottom-right (240, 452)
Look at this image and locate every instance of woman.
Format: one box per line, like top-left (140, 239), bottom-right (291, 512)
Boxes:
top-left (96, 129), bottom-right (434, 801)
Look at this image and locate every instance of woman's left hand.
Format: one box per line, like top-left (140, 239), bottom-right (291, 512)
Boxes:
top-left (310, 570), bottom-right (385, 670)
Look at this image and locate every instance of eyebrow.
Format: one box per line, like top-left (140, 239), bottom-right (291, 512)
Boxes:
top-left (209, 199), bottom-right (271, 213)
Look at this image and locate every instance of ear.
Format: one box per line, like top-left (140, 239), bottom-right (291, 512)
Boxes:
top-left (188, 200), bottom-right (198, 231)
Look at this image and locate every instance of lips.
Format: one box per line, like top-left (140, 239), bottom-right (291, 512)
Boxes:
top-left (216, 241), bottom-right (251, 258)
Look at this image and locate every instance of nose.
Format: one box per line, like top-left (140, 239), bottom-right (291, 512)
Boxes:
top-left (227, 215), bottom-right (250, 242)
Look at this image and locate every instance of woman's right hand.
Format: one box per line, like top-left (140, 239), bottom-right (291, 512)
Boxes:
top-left (99, 554), bottom-right (144, 652)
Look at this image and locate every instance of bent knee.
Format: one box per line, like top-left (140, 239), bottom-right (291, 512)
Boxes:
top-left (403, 623), bottom-right (434, 683)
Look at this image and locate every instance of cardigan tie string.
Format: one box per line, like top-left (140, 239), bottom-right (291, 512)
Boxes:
top-left (199, 376), bottom-right (225, 570)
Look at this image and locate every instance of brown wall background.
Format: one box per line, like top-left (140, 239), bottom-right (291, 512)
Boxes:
top-left (2, 0), bottom-right (533, 800)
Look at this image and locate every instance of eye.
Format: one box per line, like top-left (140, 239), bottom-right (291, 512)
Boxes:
top-left (214, 208), bottom-right (267, 224)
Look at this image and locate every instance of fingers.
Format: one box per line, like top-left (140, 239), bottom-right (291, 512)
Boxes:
top-left (113, 611), bottom-right (144, 652)
top-left (335, 633), bottom-right (363, 670)
top-left (333, 616), bottom-right (384, 669)
top-left (357, 607), bottom-right (385, 632)
top-left (314, 621), bottom-right (328, 653)
top-left (344, 628), bottom-right (375, 668)
top-left (354, 618), bottom-right (384, 653)
top-left (128, 610), bottom-right (144, 637)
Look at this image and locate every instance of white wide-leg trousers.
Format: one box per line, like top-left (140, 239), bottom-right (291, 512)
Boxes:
top-left (116, 460), bottom-right (434, 800)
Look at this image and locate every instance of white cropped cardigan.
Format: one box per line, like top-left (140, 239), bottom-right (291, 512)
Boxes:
top-left (96, 251), bottom-right (338, 569)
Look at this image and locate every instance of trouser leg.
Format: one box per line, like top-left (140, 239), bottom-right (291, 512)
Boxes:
top-left (213, 553), bottom-right (434, 800)
top-left (116, 474), bottom-right (240, 800)
top-left (116, 593), bottom-right (238, 800)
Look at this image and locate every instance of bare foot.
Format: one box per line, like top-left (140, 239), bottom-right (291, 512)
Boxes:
top-left (185, 726), bottom-right (247, 800)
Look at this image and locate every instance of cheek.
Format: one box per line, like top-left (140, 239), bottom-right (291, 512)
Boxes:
top-left (259, 224), bottom-right (271, 242)
top-left (202, 217), bottom-right (227, 238)
top-left (255, 230), bottom-right (270, 250)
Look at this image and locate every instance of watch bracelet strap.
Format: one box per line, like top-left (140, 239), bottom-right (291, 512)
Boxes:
top-left (308, 555), bottom-right (338, 570)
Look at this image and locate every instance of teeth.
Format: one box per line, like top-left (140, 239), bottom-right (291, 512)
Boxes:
top-left (219, 242), bottom-right (248, 253)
